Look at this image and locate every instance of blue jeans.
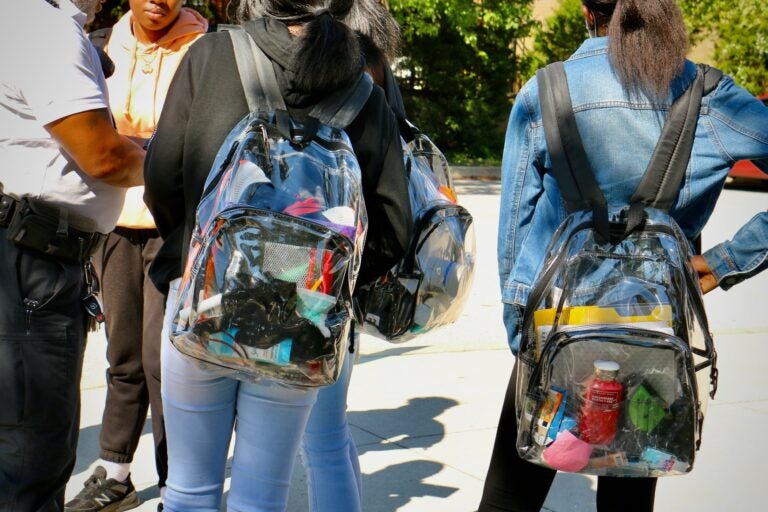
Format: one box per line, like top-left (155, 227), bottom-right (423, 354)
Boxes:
top-left (161, 280), bottom-right (360, 512)
top-left (301, 332), bottom-right (361, 512)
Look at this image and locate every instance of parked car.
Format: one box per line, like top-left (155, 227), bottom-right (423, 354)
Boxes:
top-left (726, 95), bottom-right (768, 188)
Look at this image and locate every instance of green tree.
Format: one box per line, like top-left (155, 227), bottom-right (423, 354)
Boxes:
top-left (390, 0), bottom-right (537, 164)
top-left (679, 0), bottom-right (768, 95)
top-left (528, 0), bottom-right (584, 79)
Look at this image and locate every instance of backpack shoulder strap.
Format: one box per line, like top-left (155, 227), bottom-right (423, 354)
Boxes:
top-left (229, 28), bottom-right (286, 113)
top-left (537, 62), bottom-right (610, 238)
top-left (230, 28), bottom-right (372, 133)
top-left (630, 64), bottom-right (724, 210)
top-left (308, 73), bottom-right (374, 129)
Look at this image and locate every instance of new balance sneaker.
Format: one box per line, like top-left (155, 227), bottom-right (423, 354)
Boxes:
top-left (64, 466), bottom-right (140, 512)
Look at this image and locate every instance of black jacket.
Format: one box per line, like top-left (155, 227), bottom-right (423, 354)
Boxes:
top-left (144, 18), bottom-right (411, 294)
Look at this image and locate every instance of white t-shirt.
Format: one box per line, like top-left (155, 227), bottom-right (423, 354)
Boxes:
top-left (0, 0), bottom-right (126, 233)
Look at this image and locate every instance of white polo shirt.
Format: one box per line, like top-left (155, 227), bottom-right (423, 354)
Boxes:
top-left (0, 0), bottom-right (126, 233)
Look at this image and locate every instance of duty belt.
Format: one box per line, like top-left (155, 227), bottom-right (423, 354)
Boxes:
top-left (0, 193), bottom-right (105, 262)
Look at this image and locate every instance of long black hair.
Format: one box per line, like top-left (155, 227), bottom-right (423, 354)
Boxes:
top-left (584, 0), bottom-right (688, 100)
top-left (344, 0), bottom-right (401, 64)
top-left (238, 0), bottom-right (362, 93)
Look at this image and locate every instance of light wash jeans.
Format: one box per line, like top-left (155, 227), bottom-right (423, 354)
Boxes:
top-left (301, 331), bottom-right (361, 512)
top-left (161, 279), bottom-right (361, 512)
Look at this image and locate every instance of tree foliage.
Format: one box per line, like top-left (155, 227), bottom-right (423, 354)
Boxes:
top-left (527, 0), bottom-right (584, 79)
top-left (390, 0), bottom-right (537, 163)
top-left (679, 0), bottom-right (768, 95)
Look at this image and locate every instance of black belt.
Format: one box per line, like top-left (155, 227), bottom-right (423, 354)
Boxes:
top-left (112, 225), bottom-right (160, 244)
top-left (0, 193), bottom-right (105, 262)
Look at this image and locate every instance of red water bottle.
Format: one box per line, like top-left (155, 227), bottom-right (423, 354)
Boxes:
top-left (579, 360), bottom-right (623, 445)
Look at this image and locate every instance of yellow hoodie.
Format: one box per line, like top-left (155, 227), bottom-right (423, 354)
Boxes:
top-left (106, 7), bottom-right (208, 229)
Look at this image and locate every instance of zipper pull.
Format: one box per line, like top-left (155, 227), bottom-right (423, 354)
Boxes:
top-left (23, 298), bottom-right (39, 333)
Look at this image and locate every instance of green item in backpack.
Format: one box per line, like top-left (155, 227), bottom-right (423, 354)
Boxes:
top-left (628, 383), bottom-right (668, 433)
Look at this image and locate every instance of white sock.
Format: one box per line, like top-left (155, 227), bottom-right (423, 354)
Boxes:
top-left (160, 486), bottom-right (166, 501)
top-left (100, 459), bottom-right (131, 482)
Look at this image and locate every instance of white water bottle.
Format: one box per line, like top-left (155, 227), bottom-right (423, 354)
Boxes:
top-left (420, 256), bottom-right (464, 296)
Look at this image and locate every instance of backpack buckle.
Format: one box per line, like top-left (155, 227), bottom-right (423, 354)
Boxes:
top-left (603, 204), bottom-right (647, 244)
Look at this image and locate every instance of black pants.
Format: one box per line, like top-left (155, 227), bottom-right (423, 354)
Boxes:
top-left (0, 235), bottom-right (88, 511)
top-left (478, 364), bottom-right (657, 512)
top-left (95, 228), bottom-right (167, 487)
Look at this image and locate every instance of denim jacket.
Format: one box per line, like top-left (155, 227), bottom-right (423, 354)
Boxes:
top-left (498, 37), bottom-right (768, 353)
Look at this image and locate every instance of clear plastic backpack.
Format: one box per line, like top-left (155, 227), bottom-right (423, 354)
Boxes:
top-left (169, 29), bottom-right (373, 387)
top-left (515, 62), bottom-right (721, 477)
top-left (356, 123), bottom-right (476, 342)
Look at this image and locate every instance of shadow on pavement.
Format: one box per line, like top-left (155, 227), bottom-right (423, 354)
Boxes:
top-left (74, 424), bottom-right (101, 475)
top-left (362, 460), bottom-right (457, 511)
top-left (352, 396), bottom-right (458, 453)
top-left (356, 345), bottom-right (427, 365)
top-left (137, 485), bottom-right (161, 503)
top-left (75, 419), bottom-right (152, 474)
top-left (350, 397), bottom-right (460, 511)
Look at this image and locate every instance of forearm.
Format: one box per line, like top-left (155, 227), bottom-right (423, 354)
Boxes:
top-left (46, 108), bottom-right (146, 187)
top-left (83, 136), bottom-right (145, 187)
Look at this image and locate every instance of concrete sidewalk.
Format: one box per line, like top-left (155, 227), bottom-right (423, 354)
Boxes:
top-left (68, 180), bottom-right (768, 511)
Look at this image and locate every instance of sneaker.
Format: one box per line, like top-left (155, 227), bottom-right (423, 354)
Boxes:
top-left (64, 466), bottom-right (140, 512)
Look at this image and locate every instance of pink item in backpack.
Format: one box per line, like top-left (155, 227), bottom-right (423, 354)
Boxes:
top-left (542, 430), bottom-right (592, 472)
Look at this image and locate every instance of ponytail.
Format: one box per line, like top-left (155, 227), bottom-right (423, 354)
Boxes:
top-left (294, 0), bottom-right (361, 94)
top-left (606, 0), bottom-right (688, 100)
top-left (245, 0), bottom-right (361, 94)
top-left (344, 0), bottom-right (402, 64)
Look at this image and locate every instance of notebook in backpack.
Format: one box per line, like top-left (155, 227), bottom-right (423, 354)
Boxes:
top-left (514, 62), bottom-right (721, 477)
top-left (356, 119), bottom-right (477, 342)
top-left (169, 29), bottom-right (373, 388)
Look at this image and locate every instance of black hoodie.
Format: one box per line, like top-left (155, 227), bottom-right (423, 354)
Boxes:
top-left (144, 18), bottom-right (412, 294)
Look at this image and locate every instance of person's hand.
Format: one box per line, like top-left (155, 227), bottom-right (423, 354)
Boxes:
top-left (691, 255), bottom-right (718, 294)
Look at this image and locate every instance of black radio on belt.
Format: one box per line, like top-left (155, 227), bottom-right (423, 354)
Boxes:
top-left (1, 195), bottom-right (104, 262)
